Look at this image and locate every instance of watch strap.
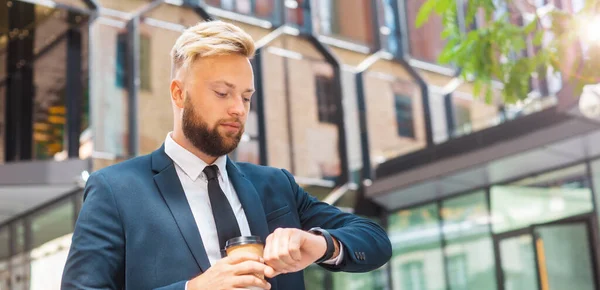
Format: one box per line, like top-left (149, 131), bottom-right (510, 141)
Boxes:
top-left (309, 227), bottom-right (335, 264)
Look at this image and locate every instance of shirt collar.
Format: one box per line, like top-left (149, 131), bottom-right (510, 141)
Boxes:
top-left (164, 132), bottom-right (228, 182)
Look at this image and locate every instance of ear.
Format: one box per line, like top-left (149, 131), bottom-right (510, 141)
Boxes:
top-left (170, 79), bottom-right (185, 109)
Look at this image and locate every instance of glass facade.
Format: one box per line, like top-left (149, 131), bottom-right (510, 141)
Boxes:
top-left (491, 164), bottom-right (594, 234)
top-left (387, 162), bottom-right (600, 290)
top-left (389, 204), bottom-right (446, 290)
top-left (498, 234), bottom-right (538, 290)
top-left (442, 191), bottom-right (497, 290)
top-left (592, 159), bottom-right (600, 234)
top-left (0, 194), bottom-right (79, 290)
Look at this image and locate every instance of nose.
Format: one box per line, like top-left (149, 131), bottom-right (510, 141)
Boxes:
top-left (228, 95), bottom-right (246, 117)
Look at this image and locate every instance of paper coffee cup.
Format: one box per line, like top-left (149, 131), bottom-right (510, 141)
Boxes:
top-left (225, 236), bottom-right (265, 290)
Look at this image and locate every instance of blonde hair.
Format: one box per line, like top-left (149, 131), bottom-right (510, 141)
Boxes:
top-left (170, 20), bottom-right (256, 78)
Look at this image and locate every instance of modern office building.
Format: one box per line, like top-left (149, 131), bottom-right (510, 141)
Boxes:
top-left (0, 0), bottom-right (598, 289)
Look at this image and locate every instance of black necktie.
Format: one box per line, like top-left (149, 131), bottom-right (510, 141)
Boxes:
top-left (204, 165), bottom-right (241, 255)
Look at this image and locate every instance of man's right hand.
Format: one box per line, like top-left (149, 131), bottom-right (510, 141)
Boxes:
top-left (186, 252), bottom-right (272, 290)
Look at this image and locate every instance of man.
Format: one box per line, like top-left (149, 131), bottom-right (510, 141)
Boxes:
top-left (61, 20), bottom-right (391, 290)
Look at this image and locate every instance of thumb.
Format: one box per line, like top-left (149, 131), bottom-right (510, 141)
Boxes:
top-left (264, 265), bottom-right (280, 278)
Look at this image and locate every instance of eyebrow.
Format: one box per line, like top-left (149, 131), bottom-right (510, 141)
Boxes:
top-left (212, 80), bottom-right (255, 93)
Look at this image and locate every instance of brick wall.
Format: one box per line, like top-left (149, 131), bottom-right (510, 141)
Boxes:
top-left (364, 70), bottom-right (427, 163)
top-left (137, 25), bottom-right (179, 155)
top-left (261, 47), bottom-right (340, 179)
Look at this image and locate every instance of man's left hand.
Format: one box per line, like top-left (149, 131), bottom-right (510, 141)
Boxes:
top-left (263, 228), bottom-right (339, 278)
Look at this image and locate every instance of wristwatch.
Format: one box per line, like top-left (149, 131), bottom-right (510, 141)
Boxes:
top-left (308, 227), bottom-right (335, 263)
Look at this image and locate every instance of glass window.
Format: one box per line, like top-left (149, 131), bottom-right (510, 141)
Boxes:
top-left (394, 94), bottom-right (414, 138)
top-left (591, 159), bottom-right (600, 233)
top-left (491, 164), bottom-right (594, 233)
top-left (429, 89), bottom-right (449, 144)
top-left (333, 265), bottom-right (388, 290)
top-left (315, 75), bottom-right (337, 124)
top-left (450, 92), bottom-right (501, 138)
top-left (401, 261), bottom-right (426, 290)
top-left (446, 254), bottom-right (468, 289)
top-left (441, 191), bottom-right (497, 290)
top-left (30, 200), bottom-right (74, 250)
top-left (116, 33), bottom-right (151, 91)
top-left (29, 198), bottom-right (76, 290)
top-left (453, 103), bottom-right (471, 137)
top-left (286, 0), bottom-right (305, 27)
top-left (13, 221), bottom-right (25, 255)
top-left (499, 235), bottom-right (538, 290)
top-left (377, 0), bottom-right (399, 55)
top-left (313, 0), bottom-right (376, 48)
top-left (0, 226), bottom-right (9, 260)
top-left (90, 18), bottom-right (130, 159)
top-left (388, 203), bottom-right (446, 290)
top-left (534, 223), bottom-right (595, 290)
top-left (303, 264), bottom-right (326, 290)
top-left (206, 0), bottom-right (275, 19)
top-left (404, 0), bottom-right (445, 63)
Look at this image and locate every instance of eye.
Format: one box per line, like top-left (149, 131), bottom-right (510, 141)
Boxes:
top-left (214, 91), bottom-right (227, 97)
top-left (243, 97), bottom-right (251, 103)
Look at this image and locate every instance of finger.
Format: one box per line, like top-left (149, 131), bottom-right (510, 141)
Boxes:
top-left (288, 231), bottom-right (303, 262)
top-left (233, 275), bottom-right (271, 289)
top-left (233, 260), bottom-right (267, 276)
top-left (275, 229), bottom-right (297, 268)
top-left (264, 265), bottom-right (281, 278)
top-left (223, 251), bottom-right (263, 265)
top-left (265, 229), bottom-right (290, 272)
top-left (264, 233), bottom-right (275, 261)
top-left (264, 230), bottom-right (279, 264)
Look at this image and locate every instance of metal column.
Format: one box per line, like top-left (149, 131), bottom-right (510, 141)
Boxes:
top-left (5, 1), bottom-right (35, 161)
top-left (66, 12), bottom-right (83, 158)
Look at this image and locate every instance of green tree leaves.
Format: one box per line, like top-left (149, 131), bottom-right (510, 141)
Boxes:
top-left (417, 0), bottom-right (600, 104)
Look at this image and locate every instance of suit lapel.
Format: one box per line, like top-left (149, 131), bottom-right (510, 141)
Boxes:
top-left (152, 145), bottom-right (211, 272)
top-left (226, 159), bottom-right (269, 243)
top-left (226, 159), bottom-right (279, 290)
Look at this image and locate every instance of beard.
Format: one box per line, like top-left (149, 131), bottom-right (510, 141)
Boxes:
top-left (182, 96), bottom-right (244, 157)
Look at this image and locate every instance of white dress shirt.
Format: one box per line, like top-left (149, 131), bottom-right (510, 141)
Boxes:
top-left (164, 133), bottom-right (343, 288)
top-left (165, 133), bottom-right (252, 265)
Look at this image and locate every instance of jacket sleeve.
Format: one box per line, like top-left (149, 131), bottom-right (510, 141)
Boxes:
top-left (61, 172), bottom-right (126, 290)
top-left (280, 169), bottom-right (392, 273)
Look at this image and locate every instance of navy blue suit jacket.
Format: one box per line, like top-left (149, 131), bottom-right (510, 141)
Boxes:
top-left (61, 145), bottom-right (391, 290)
